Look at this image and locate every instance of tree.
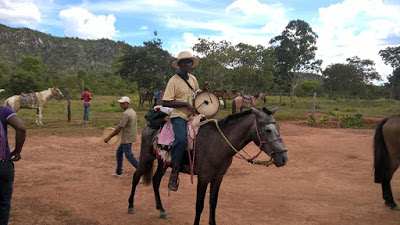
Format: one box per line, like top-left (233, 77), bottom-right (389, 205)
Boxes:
top-left (9, 69), bottom-right (38, 94)
top-left (115, 37), bottom-right (174, 91)
top-left (346, 56), bottom-right (380, 84)
top-left (379, 46), bottom-right (400, 99)
top-left (0, 61), bottom-right (12, 89)
top-left (323, 63), bottom-right (359, 98)
top-left (192, 38), bottom-right (277, 92)
top-left (269, 19), bottom-right (322, 102)
top-left (299, 80), bottom-right (319, 95)
top-left (17, 55), bottom-right (44, 88)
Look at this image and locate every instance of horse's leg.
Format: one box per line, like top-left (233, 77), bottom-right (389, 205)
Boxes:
top-left (209, 176), bottom-right (223, 225)
top-left (382, 167), bottom-right (400, 210)
top-left (194, 177), bottom-right (209, 225)
top-left (152, 159), bottom-right (168, 218)
top-left (223, 98), bottom-right (226, 109)
top-left (128, 169), bottom-right (144, 214)
top-left (36, 108), bottom-right (40, 125)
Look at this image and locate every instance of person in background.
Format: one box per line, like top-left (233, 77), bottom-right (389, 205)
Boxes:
top-left (104, 96), bottom-right (139, 178)
top-left (81, 87), bottom-right (92, 122)
top-left (0, 106), bottom-right (26, 225)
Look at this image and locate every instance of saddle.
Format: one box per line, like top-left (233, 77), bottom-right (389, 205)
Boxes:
top-left (242, 96), bottom-right (253, 105)
top-left (19, 92), bottom-right (38, 107)
top-left (153, 115), bottom-right (206, 167)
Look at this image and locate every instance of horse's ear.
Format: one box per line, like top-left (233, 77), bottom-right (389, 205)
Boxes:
top-left (251, 107), bottom-right (263, 118)
top-left (270, 106), bottom-right (280, 115)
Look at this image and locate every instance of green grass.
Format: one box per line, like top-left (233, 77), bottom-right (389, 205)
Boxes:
top-left (1, 94), bottom-right (399, 135)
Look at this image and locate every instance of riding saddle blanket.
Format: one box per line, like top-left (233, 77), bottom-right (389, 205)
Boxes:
top-left (153, 114), bottom-right (206, 167)
top-left (242, 96), bottom-right (252, 105)
top-left (19, 94), bottom-right (38, 108)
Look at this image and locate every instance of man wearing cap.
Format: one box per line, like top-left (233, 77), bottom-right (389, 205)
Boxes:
top-left (162, 51), bottom-right (209, 191)
top-left (104, 96), bottom-right (139, 177)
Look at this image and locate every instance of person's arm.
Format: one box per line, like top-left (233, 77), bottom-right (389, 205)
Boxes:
top-left (162, 100), bottom-right (196, 116)
top-left (104, 126), bottom-right (122, 143)
top-left (7, 115), bottom-right (26, 161)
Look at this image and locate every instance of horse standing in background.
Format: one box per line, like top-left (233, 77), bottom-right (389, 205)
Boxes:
top-left (232, 92), bottom-right (266, 114)
top-left (139, 92), bottom-right (154, 108)
top-left (373, 115), bottom-right (400, 211)
top-left (215, 90), bottom-right (242, 109)
top-left (4, 87), bottom-right (63, 125)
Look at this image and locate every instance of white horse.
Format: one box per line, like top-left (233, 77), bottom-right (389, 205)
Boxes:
top-left (4, 87), bottom-right (63, 125)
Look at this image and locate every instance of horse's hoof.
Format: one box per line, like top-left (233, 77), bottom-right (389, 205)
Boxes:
top-left (160, 211), bottom-right (168, 219)
top-left (128, 207), bottom-right (135, 214)
top-left (392, 206), bottom-right (400, 211)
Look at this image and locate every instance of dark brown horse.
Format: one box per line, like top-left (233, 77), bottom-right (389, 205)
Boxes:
top-left (374, 115), bottom-right (400, 211)
top-left (215, 90), bottom-right (242, 109)
top-left (232, 92), bottom-right (266, 114)
top-left (127, 107), bottom-right (288, 225)
top-left (139, 92), bottom-right (153, 108)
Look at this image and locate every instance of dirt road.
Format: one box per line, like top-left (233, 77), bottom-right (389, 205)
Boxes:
top-left (8, 121), bottom-right (400, 225)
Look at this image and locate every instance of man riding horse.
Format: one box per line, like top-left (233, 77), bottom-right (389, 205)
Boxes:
top-left (162, 51), bottom-right (210, 191)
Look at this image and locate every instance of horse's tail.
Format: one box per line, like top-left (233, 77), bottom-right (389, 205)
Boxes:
top-left (232, 98), bottom-right (236, 114)
top-left (138, 127), bottom-right (156, 186)
top-left (373, 117), bottom-right (390, 183)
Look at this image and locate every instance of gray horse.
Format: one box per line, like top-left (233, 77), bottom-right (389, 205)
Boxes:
top-left (128, 107), bottom-right (288, 225)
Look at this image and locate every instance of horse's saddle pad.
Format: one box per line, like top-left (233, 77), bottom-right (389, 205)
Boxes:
top-left (19, 94), bottom-right (38, 106)
top-left (153, 115), bottom-right (205, 167)
top-left (243, 96), bottom-right (252, 105)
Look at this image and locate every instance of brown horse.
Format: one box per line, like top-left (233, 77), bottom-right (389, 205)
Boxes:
top-left (232, 92), bottom-right (266, 114)
top-left (139, 92), bottom-right (153, 108)
top-left (374, 115), bottom-right (400, 211)
top-left (215, 90), bottom-right (241, 109)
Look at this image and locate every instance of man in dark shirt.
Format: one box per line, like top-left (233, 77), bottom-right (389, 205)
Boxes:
top-left (0, 106), bottom-right (26, 225)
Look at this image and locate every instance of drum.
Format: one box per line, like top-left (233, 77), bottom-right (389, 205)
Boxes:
top-left (101, 127), bottom-right (120, 145)
top-left (194, 91), bottom-right (220, 117)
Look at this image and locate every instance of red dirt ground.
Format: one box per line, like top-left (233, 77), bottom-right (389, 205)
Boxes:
top-left (7, 121), bottom-right (400, 225)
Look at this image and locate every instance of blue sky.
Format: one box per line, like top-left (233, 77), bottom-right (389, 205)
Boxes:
top-left (1, 0), bottom-right (399, 82)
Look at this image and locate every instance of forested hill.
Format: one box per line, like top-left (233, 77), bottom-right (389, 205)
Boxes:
top-left (0, 24), bottom-right (130, 74)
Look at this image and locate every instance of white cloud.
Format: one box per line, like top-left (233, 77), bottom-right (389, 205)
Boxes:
top-left (0, 0), bottom-right (41, 24)
top-left (140, 26), bottom-right (148, 30)
top-left (58, 8), bottom-right (117, 39)
top-left (314, 0), bottom-right (400, 81)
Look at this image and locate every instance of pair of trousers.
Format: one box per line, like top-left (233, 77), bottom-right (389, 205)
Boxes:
top-left (116, 143), bottom-right (139, 175)
top-left (171, 117), bottom-right (187, 168)
top-left (83, 102), bottom-right (90, 121)
top-left (0, 161), bottom-right (14, 225)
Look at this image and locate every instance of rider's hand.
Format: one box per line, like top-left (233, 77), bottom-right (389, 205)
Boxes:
top-left (186, 103), bottom-right (196, 116)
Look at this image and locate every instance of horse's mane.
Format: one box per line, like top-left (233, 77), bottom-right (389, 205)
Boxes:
top-left (219, 107), bottom-right (273, 126)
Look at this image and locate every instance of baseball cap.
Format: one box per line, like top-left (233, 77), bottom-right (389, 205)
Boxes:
top-left (117, 96), bottom-right (130, 104)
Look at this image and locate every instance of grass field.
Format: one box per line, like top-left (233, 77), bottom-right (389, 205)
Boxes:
top-left (2, 94), bottom-right (399, 135)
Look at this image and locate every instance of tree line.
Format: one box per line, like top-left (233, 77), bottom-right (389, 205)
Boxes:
top-left (0, 20), bottom-right (399, 100)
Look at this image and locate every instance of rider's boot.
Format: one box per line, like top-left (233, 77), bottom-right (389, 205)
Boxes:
top-left (168, 166), bottom-right (180, 191)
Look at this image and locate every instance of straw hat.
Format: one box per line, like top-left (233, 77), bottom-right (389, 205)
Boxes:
top-left (101, 127), bottom-right (120, 145)
top-left (172, 51), bottom-right (199, 69)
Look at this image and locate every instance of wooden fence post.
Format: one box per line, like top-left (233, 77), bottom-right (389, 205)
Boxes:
top-left (312, 92), bottom-right (316, 117)
top-left (65, 88), bottom-right (71, 122)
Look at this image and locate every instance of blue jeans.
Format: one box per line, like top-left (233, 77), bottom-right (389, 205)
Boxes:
top-left (83, 102), bottom-right (90, 121)
top-left (0, 161), bottom-right (14, 225)
top-left (171, 117), bottom-right (187, 167)
top-left (116, 143), bottom-right (139, 175)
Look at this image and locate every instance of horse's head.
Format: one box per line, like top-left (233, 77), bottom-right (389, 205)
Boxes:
top-left (50, 87), bottom-right (63, 101)
top-left (251, 107), bottom-right (288, 167)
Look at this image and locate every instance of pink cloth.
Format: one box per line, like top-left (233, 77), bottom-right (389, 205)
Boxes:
top-left (157, 122), bottom-right (174, 145)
